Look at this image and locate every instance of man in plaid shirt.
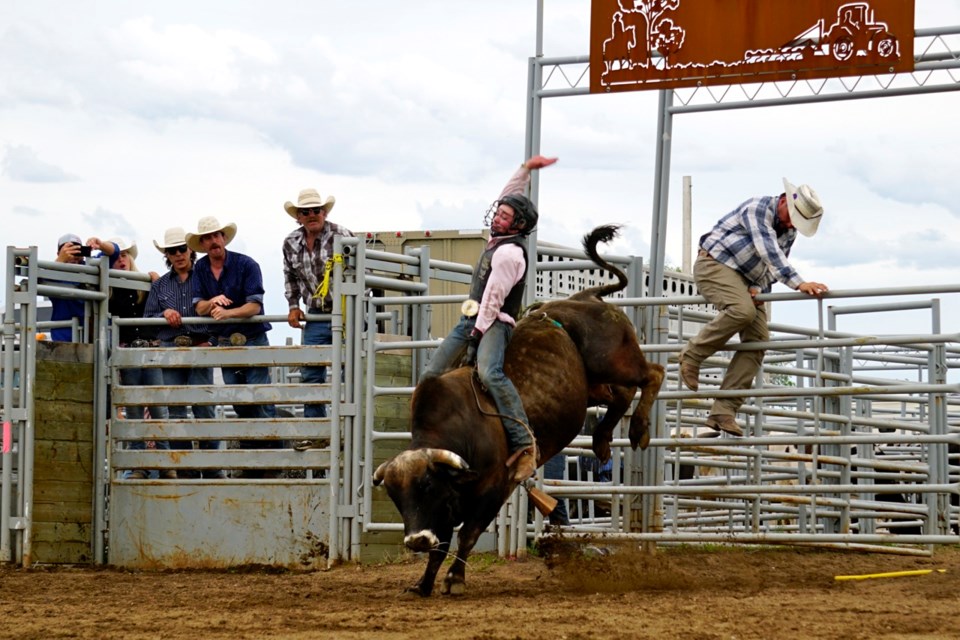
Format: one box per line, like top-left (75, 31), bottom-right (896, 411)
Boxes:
top-left (283, 187), bottom-right (356, 421)
top-left (679, 178), bottom-right (829, 436)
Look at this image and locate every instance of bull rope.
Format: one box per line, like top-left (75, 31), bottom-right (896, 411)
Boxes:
top-left (466, 374), bottom-right (534, 445)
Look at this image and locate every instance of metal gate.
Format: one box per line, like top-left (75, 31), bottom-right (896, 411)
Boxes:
top-left (5, 238), bottom-right (960, 568)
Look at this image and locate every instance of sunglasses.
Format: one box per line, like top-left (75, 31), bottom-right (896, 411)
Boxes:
top-left (165, 245), bottom-right (189, 255)
top-left (298, 207), bottom-right (325, 216)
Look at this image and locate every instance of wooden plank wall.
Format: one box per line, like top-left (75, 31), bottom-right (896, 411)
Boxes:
top-left (31, 341), bottom-right (95, 564)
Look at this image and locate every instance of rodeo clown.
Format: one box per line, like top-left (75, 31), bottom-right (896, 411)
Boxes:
top-left (420, 154), bottom-right (558, 483)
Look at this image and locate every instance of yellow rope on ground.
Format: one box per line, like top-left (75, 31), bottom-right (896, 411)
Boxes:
top-left (834, 569), bottom-right (946, 581)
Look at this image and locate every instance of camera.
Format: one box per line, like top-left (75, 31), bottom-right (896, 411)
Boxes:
top-left (79, 245), bottom-right (92, 257)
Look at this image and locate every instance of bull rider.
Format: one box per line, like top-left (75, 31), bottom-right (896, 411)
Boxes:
top-left (421, 154), bottom-right (558, 483)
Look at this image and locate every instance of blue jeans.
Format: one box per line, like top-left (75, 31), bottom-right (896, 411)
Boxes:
top-left (424, 317), bottom-right (532, 452)
top-left (160, 345), bottom-right (219, 452)
top-left (220, 332), bottom-right (280, 450)
top-left (302, 320), bottom-right (331, 418)
top-left (542, 453), bottom-right (570, 525)
top-left (121, 366), bottom-right (170, 451)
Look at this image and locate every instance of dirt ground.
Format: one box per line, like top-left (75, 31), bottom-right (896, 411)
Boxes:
top-left (2, 542), bottom-right (960, 640)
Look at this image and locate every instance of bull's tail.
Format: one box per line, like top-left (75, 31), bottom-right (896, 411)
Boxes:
top-left (577, 224), bottom-right (628, 299)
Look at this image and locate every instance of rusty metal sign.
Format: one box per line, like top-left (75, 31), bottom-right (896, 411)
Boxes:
top-left (590, 0), bottom-right (915, 93)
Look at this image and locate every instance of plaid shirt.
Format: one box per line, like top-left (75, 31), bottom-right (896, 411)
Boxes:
top-left (144, 267), bottom-right (211, 342)
top-left (283, 221), bottom-right (355, 310)
top-left (699, 196), bottom-right (802, 292)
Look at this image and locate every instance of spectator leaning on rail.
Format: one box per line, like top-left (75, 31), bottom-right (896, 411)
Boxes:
top-left (144, 227), bottom-right (224, 480)
top-left (187, 216), bottom-right (280, 477)
top-left (421, 154), bottom-right (558, 484)
top-left (678, 178), bottom-right (829, 437)
top-left (282, 187), bottom-right (355, 425)
top-left (105, 236), bottom-right (174, 480)
top-left (48, 234), bottom-right (120, 342)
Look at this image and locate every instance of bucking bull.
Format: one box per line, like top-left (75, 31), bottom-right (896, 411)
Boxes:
top-left (373, 225), bottom-right (665, 596)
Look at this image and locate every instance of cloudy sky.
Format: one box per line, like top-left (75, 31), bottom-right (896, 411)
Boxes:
top-left (3, 1), bottom-right (960, 346)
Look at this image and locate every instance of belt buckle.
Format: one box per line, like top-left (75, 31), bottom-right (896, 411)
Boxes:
top-left (173, 335), bottom-right (193, 347)
top-left (130, 339), bottom-right (149, 348)
top-left (229, 333), bottom-right (247, 346)
top-left (461, 299), bottom-right (480, 317)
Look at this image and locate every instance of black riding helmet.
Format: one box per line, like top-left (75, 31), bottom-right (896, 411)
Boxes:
top-left (497, 194), bottom-right (539, 236)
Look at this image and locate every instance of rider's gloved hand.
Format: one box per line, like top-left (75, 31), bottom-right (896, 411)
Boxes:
top-left (462, 328), bottom-right (482, 367)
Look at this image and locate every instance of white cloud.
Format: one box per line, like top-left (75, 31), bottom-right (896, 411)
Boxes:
top-left (2, 145), bottom-right (76, 182)
top-left (111, 17), bottom-right (280, 96)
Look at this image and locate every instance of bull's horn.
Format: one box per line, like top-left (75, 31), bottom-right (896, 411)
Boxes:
top-left (425, 448), bottom-right (469, 471)
top-left (372, 459), bottom-right (392, 485)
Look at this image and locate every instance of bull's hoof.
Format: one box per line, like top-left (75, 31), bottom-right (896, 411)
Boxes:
top-left (404, 583), bottom-right (433, 598)
top-left (441, 578), bottom-right (465, 596)
top-left (591, 433), bottom-right (611, 464)
top-left (629, 419), bottom-right (651, 451)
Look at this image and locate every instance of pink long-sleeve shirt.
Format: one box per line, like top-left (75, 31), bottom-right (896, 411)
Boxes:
top-left (473, 165), bottom-right (531, 334)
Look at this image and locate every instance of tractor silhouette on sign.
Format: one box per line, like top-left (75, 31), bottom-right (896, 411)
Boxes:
top-left (793, 2), bottom-right (900, 62)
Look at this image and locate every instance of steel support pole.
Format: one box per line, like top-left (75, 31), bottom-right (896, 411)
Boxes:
top-left (640, 89), bottom-right (674, 540)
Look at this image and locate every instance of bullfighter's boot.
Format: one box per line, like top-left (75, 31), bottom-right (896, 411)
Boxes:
top-left (679, 354), bottom-right (700, 392)
top-left (705, 414), bottom-right (743, 437)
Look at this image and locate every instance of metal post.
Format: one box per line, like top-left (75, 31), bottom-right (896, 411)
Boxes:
top-left (1, 247), bottom-right (18, 562)
top-left (927, 298), bottom-right (949, 537)
top-left (682, 176), bottom-right (692, 274)
top-left (91, 256), bottom-right (111, 564)
top-left (640, 89), bottom-right (674, 540)
top-left (345, 239), bottom-right (365, 562)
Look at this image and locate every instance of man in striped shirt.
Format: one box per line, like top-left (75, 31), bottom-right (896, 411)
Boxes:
top-left (679, 178), bottom-right (829, 437)
top-left (144, 227), bottom-right (222, 478)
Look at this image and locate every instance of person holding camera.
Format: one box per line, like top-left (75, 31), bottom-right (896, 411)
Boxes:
top-left (49, 234), bottom-right (120, 342)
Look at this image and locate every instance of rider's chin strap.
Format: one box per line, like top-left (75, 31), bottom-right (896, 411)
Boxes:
top-left (312, 253), bottom-right (346, 323)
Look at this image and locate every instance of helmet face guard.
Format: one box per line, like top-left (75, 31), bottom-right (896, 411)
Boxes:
top-left (484, 194), bottom-right (539, 236)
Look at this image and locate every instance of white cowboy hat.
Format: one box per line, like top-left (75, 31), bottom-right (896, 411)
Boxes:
top-left (107, 236), bottom-right (138, 260)
top-left (782, 178), bottom-right (824, 237)
top-left (185, 216), bottom-right (238, 253)
top-left (153, 227), bottom-right (189, 253)
top-left (284, 188), bottom-right (336, 220)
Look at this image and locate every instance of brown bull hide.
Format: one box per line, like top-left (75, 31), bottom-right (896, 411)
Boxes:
top-left (524, 224), bottom-right (665, 461)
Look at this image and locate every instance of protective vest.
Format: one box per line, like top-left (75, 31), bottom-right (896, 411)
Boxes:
top-left (468, 236), bottom-right (528, 321)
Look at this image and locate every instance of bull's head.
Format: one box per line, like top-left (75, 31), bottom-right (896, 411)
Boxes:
top-left (372, 448), bottom-right (477, 552)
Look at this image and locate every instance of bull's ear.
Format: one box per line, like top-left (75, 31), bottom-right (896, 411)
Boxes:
top-left (372, 460), bottom-right (391, 486)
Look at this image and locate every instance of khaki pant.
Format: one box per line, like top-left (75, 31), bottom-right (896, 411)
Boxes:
top-left (682, 254), bottom-right (767, 416)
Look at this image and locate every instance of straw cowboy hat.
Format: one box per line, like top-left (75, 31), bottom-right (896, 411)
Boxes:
top-left (153, 227), bottom-right (189, 253)
top-left (185, 216), bottom-right (238, 253)
top-left (284, 188), bottom-right (336, 220)
top-left (782, 178), bottom-right (824, 238)
top-left (107, 236), bottom-right (138, 260)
